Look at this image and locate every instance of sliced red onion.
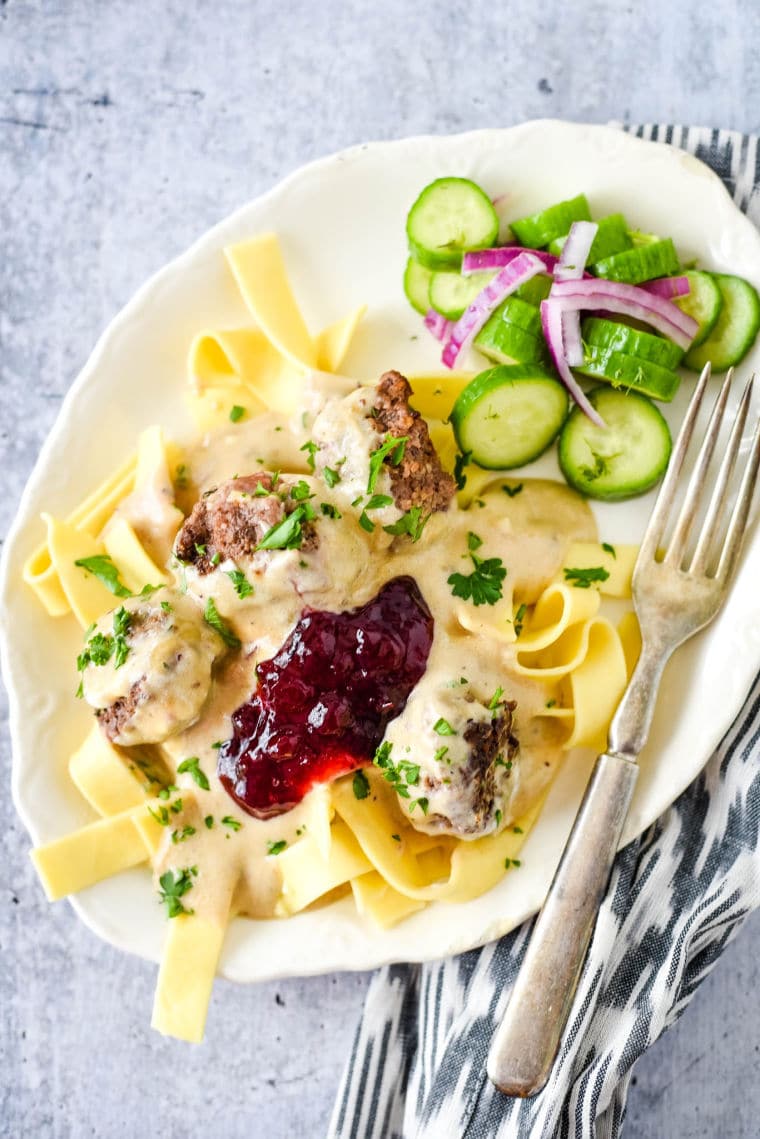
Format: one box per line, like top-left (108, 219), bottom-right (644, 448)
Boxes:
top-left (640, 275), bottom-right (691, 299)
top-left (424, 308), bottom-right (453, 342)
top-left (540, 299), bottom-right (605, 426)
top-left (462, 246), bottom-right (560, 276)
top-left (554, 222), bottom-right (599, 363)
top-left (441, 251), bottom-right (544, 369)
top-left (555, 221), bottom-right (598, 282)
top-left (549, 278), bottom-right (698, 349)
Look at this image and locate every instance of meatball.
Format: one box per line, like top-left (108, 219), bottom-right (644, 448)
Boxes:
top-left (80, 591), bottom-right (226, 746)
top-left (174, 473), bottom-right (318, 574)
top-left (381, 682), bottom-right (519, 837)
top-left (371, 370), bottom-right (456, 514)
top-left (310, 371), bottom-right (456, 526)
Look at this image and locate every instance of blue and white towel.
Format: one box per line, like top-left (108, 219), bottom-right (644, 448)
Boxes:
top-left (329, 126), bottom-right (760, 1139)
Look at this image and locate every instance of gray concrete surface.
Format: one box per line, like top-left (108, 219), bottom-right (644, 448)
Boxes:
top-left (2, 2), bottom-right (760, 1136)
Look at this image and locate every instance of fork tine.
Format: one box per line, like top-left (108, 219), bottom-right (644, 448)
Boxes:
top-left (638, 362), bottom-right (712, 564)
top-left (716, 399), bottom-right (760, 583)
top-left (691, 374), bottom-right (754, 574)
top-left (664, 367), bottom-right (734, 567)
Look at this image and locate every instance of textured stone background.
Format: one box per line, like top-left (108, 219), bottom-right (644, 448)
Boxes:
top-left (2, 2), bottom-right (760, 1136)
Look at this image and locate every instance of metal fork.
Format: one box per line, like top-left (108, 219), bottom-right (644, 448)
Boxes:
top-left (488, 363), bottom-right (760, 1097)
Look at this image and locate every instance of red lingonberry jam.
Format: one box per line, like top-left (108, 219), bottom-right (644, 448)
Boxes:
top-left (217, 576), bottom-right (433, 818)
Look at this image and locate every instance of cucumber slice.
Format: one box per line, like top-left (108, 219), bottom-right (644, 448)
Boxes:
top-left (403, 258), bottom-right (434, 315)
top-left (577, 347), bottom-right (681, 402)
top-left (549, 213), bottom-right (633, 262)
top-left (582, 317), bottom-right (684, 369)
top-left (450, 364), bottom-right (568, 469)
top-left (683, 273), bottom-right (760, 371)
top-left (474, 318), bottom-right (550, 367)
top-left (510, 195), bottom-right (591, 249)
top-left (428, 269), bottom-right (494, 320)
top-left (594, 238), bottom-right (680, 284)
top-left (406, 177), bottom-right (499, 271)
top-left (674, 270), bottom-right (723, 347)
top-left (515, 273), bottom-right (553, 305)
top-left (495, 295), bottom-right (544, 336)
top-left (558, 387), bottom-right (672, 501)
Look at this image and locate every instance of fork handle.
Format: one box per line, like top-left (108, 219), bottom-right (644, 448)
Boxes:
top-left (487, 751), bottom-right (639, 1097)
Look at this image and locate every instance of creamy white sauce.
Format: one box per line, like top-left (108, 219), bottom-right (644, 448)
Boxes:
top-left (83, 376), bottom-right (596, 922)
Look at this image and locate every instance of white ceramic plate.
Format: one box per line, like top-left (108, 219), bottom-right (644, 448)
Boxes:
top-left (3, 120), bottom-right (760, 982)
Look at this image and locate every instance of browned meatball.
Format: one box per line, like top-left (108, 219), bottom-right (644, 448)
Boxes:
top-left (174, 473), bottom-right (318, 574)
top-left (371, 371), bottom-right (456, 513)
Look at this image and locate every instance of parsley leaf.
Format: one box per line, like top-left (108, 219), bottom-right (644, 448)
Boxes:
top-left (448, 554), bottom-right (507, 606)
top-left (488, 686), bottom-right (504, 711)
top-left (502, 483), bottom-right (524, 498)
top-left (74, 554), bottom-right (132, 598)
top-left (222, 816), bottom-right (242, 832)
top-left (177, 756), bottom-right (210, 791)
top-left (229, 404), bottom-right (245, 423)
top-left (203, 597), bottom-right (241, 648)
top-left (171, 825), bottom-right (196, 844)
top-left (367, 435), bottom-right (408, 494)
top-left (300, 440), bottom-right (319, 471)
top-left (453, 450), bottom-right (471, 490)
top-left (226, 568), bottom-right (254, 599)
top-left (372, 741), bottom-right (417, 800)
top-left (320, 502), bottom-right (342, 520)
top-left (602, 542), bottom-right (617, 559)
top-left (433, 717), bottom-right (456, 736)
top-left (76, 607), bottom-right (133, 676)
top-left (256, 503), bottom-right (316, 551)
top-left (158, 866), bottom-right (197, 918)
top-left (323, 466), bottom-right (341, 488)
top-left (290, 480), bottom-right (314, 502)
top-left (563, 566), bottom-right (610, 589)
top-left (514, 603), bottom-right (527, 637)
top-left (382, 506), bottom-right (430, 542)
top-left (467, 531), bottom-right (482, 552)
top-left (267, 839), bottom-right (287, 855)
top-left (352, 770), bottom-right (370, 800)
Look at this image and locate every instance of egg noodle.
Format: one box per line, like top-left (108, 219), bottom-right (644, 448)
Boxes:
top-left (22, 235), bottom-right (638, 1042)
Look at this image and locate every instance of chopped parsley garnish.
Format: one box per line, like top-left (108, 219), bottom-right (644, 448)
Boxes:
top-left (357, 493), bottom-right (393, 533)
top-left (203, 597), bottom-right (241, 648)
top-left (513, 825), bottom-right (524, 834)
top-left (602, 542), bottom-right (617, 559)
top-left (158, 866), bottom-right (197, 918)
top-left (211, 740), bottom-right (223, 749)
top-left (563, 566), bottom-right (610, 589)
top-left (221, 816), bottom-right (242, 832)
top-left (372, 742), bottom-right (420, 799)
top-left (226, 568), bottom-right (254, 599)
top-left (504, 858), bottom-right (522, 869)
top-left (229, 404), bottom-right (245, 423)
top-left (367, 434), bottom-right (408, 494)
top-left (320, 502), bottom-right (342, 520)
top-left (266, 839), bottom-right (287, 855)
top-left (290, 479), bottom-right (314, 501)
top-left (210, 552), bottom-right (221, 567)
top-left (433, 745), bottom-right (449, 764)
top-left (160, 600), bottom-right (173, 613)
top-left (409, 796), bottom-right (429, 815)
top-left (580, 451), bottom-right (613, 483)
top-left (453, 450), bottom-right (471, 490)
top-left (76, 606), bottom-right (133, 680)
top-left (433, 717), bottom-right (456, 736)
top-left (495, 808), bottom-right (503, 827)
top-left (177, 756), bottom-right (210, 791)
top-left (502, 483), bottom-right (524, 498)
top-left (256, 502), bottom-right (316, 551)
top-left (74, 555), bottom-right (132, 598)
top-left (204, 815), bottom-right (214, 829)
top-left (171, 825), bottom-right (196, 844)
top-left (352, 770), bottom-right (370, 800)
top-left (382, 506), bottom-right (429, 542)
top-left (488, 686), bottom-right (504, 711)
top-left (147, 804), bottom-right (172, 827)
top-left (546, 699), bottom-right (557, 709)
top-left (467, 531), bottom-right (483, 552)
top-left (323, 466), bottom-right (341, 488)
top-left (514, 603), bottom-right (527, 638)
top-left (448, 554), bottom-right (507, 607)
top-left (391, 833), bottom-right (401, 842)
top-left (194, 542), bottom-right (207, 556)
top-left (300, 440), bottom-right (319, 471)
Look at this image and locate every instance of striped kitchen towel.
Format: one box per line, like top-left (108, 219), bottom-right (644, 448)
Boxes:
top-left (328, 126), bottom-right (760, 1139)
